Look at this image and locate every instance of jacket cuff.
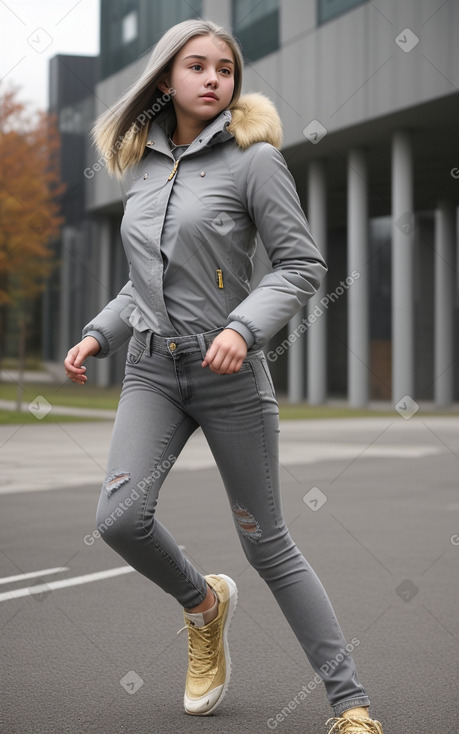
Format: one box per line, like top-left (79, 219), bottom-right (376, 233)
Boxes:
top-left (82, 330), bottom-right (109, 358)
top-left (225, 321), bottom-right (255, 349)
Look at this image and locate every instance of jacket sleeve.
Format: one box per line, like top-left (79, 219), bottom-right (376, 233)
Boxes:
top-left (226, 143), bottom-right (327, 349)
top-left (81, 280), bottom-right (135, 358)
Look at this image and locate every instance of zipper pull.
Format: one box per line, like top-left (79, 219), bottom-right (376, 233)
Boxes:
top-left (216, 268), bottom-right (224, 289)
top-left (167, 157), bottom-right (181, 181)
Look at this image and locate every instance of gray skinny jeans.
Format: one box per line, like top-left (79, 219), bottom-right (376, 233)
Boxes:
top-left (95, 327), bottom-right (370, 716)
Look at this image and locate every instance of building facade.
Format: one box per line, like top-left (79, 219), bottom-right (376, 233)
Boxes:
top-left (44, 54), bottom-right (98, 366)
top-left (48, 0), bottom-right (459, 406)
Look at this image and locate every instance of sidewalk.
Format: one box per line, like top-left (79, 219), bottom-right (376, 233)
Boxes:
top-left (0, 365), bottom-right (116, 418)
top-left (0, 415), bottom-right (456, 495)
top-left (0, 399), bottom-right (117, 419)
top-left (0, 367), bottom-right (58, 384)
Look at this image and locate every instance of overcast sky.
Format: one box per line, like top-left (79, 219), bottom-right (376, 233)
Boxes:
top-left (0, 0), bottom-right (100, 112)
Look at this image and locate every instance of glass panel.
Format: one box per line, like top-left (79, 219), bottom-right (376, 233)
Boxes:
top-left (122, 10), bottom-right (138, 44)
top-left (100, 0), bottom-right (203, 79)
top-left (232, 0), bottom-right (279, 62)
top-left (318, 0), bottom-right (367, 25)
top-left (233, 0), bottom-right (278, 31)
top-left (159, 0), bottom-right (203, 36)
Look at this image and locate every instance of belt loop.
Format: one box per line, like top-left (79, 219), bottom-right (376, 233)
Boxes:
top-left (146, 331), bottom-right (153, 357)
top-left (196, 333), bottom-right (207, 361)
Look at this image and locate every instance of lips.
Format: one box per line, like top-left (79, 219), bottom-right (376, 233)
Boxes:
top-left (200, 93), bottom-right (218, 100)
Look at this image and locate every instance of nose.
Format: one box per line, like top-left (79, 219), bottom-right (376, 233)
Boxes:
top-left (205, 71), bottom-right (218, 87)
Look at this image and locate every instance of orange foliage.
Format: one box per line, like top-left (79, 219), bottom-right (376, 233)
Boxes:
top-left (0, 86), bottom-right (66, 306)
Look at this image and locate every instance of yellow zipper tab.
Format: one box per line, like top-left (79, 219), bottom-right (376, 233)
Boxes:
top-left (167, 157), bottom-right (181, 181)
top-left (216, 268), bottom-right (224, 289)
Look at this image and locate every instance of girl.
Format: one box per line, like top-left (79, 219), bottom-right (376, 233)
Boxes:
top-left (64, 19), bottom-right (383, 734)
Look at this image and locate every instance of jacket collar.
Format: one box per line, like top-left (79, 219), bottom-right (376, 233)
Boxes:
top-left (145, 92), bottom-right (283, 158)
top-left (227, 92), bottom-right (283, 149)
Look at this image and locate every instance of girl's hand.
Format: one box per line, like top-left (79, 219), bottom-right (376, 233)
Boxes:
top-left (202, 329), bottom-right (248, 375)
top-left (64, 336), bottom-right (101, 384)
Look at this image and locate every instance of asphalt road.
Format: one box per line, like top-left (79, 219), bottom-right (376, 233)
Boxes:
top-left (1, 417), bottom-right (458, 734)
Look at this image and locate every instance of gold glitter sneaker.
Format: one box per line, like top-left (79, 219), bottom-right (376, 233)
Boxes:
top-left (183, 573), bottom-right (237, 715)
top-left (325, 713), bottom-right (384, 733)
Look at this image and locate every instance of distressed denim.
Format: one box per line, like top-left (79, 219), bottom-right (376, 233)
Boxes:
top-left (96, 327), bottom-right (370, 715)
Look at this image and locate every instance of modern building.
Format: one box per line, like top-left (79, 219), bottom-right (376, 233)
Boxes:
top-left (44, 54), bottom-right (98, 366)
top-left (47, 0), bottom-right (459, 406)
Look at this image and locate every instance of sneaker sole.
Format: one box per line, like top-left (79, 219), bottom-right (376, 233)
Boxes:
top-left (184, 573), bottom-right (238, 716)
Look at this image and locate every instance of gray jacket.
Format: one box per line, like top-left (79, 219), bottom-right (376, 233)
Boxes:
top-left (82, 93), bottom-right (327, 356)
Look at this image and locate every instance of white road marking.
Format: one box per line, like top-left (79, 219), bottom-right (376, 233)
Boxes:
top-left (0, 565), bottom-right (134, 602)
top-left (0, 567), bottom-right (69, 585)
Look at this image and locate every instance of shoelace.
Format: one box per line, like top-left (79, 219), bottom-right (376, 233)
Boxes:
top-left (177, 620), bottom-right (221, 675)
top-left (325, 715), bottom-right (384, 734)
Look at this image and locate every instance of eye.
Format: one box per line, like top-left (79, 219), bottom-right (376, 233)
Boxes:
top-left (190, 63), bottom-right (203, 71)
top-left (220, 68), bottom-right (232, 75)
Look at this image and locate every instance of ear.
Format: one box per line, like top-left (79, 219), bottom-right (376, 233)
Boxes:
top-left (157, 75), bottom-right (170, 94)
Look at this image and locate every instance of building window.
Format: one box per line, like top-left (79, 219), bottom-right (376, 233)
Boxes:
top-left (100, 0), bottom-right (203, 80)
top-left (317, 0), bottom-right (367, 25)
top-left (122, 10), bottom-right (138, 44)
top-left (232, 0), bottom-right (279, 63)
top-left (59, 107), bottom-right (83, 134)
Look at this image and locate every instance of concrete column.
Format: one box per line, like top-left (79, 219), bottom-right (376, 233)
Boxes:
top-left (391, 131), bottom-right (414, 403)
top-left (434, 201), bottom-right (456, 407)
top-left (96, 217), bottom-right (112, 388)
top-left (307, 160), bottom-right (327, 405)
top-left (347, 148), bottom-right (370, 407)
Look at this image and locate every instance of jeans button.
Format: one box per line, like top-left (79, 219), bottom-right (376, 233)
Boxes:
top-left (169, 342), bottom-right (177, 351)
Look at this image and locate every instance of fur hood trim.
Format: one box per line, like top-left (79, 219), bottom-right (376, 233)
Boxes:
top-left (227, 93), bottom-right (283, 150)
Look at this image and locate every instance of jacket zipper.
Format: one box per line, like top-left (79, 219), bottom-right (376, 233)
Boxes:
top-left (216, 268), bottom-right (224, 289)
top-left (167, 157), bottom-right (181, 181)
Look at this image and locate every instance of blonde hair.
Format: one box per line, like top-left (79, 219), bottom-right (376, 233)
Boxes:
top-left (92, 19), bottom-right (244, 179)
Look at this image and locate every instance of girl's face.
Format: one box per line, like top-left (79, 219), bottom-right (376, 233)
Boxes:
top-left (160, 34), bottom-right (235, 125)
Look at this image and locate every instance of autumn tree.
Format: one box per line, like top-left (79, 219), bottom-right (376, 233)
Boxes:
top-left (0, 85), bottom-right (65, 407)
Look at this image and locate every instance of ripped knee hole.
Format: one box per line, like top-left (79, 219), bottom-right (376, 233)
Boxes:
top-left (104, 471), bottom-right (131, 496)
top-left (232, 502), bottom-right (262, 542)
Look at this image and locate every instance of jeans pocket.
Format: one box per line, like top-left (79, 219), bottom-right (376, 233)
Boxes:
top-left (126, 336), bottom-right (145, 365)
top-left (259, 354), bottom-right (276, 396)
top-left (238, 360), bottom-right (254, 373)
